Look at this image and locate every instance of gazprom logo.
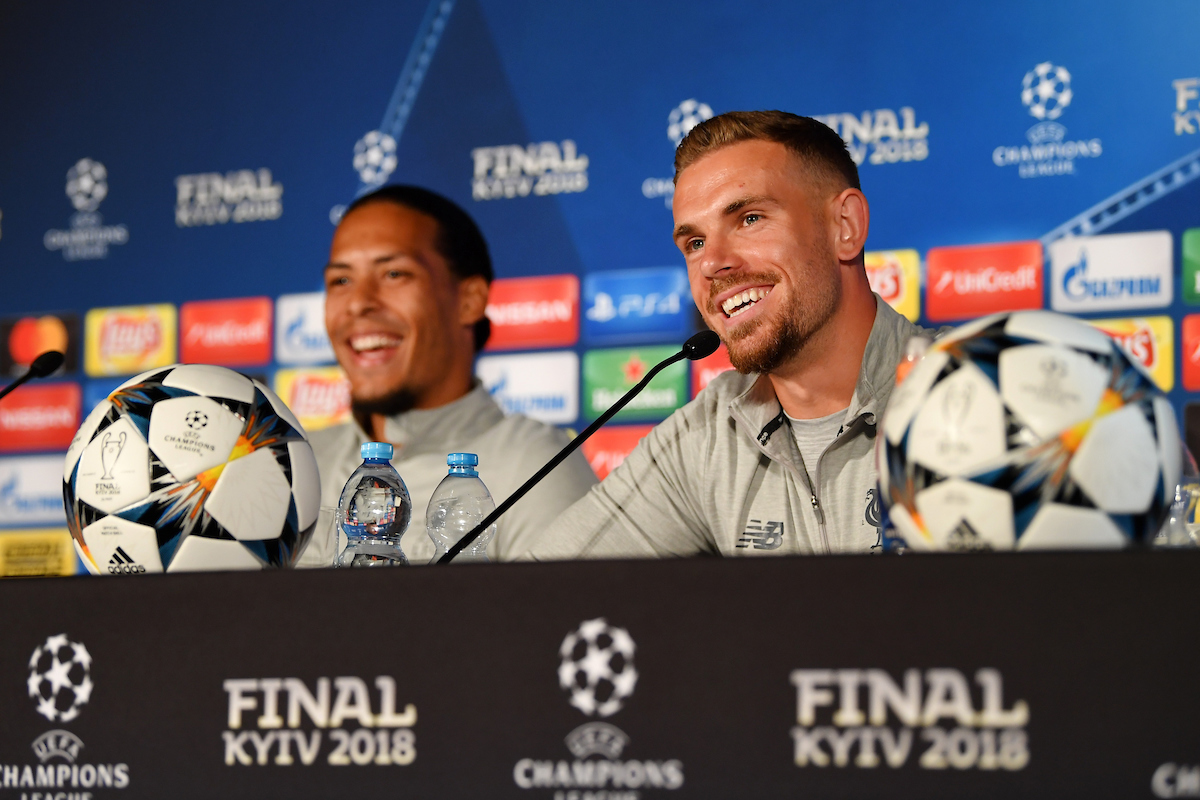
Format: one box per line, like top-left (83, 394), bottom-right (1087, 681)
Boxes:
top-left (583, 267), bottom-right (690, 346)
top-left (476, 352), bottom-right (579, 425)
top-left (0, 455), bottom-right (66, 525)
top-left (1050, 231), bottom-right (1172, 313)
top-left (1062, 251), bottom-right (1161, 301)
top-left (275, 293), bottom-right (334, 365)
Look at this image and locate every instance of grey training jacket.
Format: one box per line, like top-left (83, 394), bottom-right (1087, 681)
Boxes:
top-left (510, 296), bottom-right (929, 559)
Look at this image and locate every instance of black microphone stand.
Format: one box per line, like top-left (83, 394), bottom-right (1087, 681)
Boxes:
top-left (437, 331), bottom-right (720, 564)
top-left (0, 351), bottom-right (66, 404)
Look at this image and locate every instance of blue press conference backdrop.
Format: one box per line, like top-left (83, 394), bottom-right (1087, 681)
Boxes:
top-left (1, 0), bottom-right (1200, 530)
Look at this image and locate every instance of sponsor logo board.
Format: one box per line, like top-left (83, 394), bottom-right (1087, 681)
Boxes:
top-left (272, 367), bottom-right (350, 432)
top-left (84, 304), bottom-right (176, 377)
top-left (484, 275), bottom-right (579, 351)
top-left (475, 351), bottom-right (579, 425)
top-left (583, 267), bottom-right (691, 346)
top-left (0, 455), bottom-right (66, 526)
top-left (0, 528), bottom-right (76, 577)
top-left (43, 158), bottom-right (130, 260)
top-left (1186, 403), bottom-right (1200, 467)
top-left (1088, 316), bottom-right (1174, 391)
top-left (583, 347), bottom-right (687, 422)
top-left (812, 107), bottom-right (930, 166)
top-left (925, 241), bottom-right (1043, 321)
top-left (1183, 228), bottom-right (1200, 305)
top-left (865, 249), bottom-right (921, 321)
top-left (691, 344), bottom-right (734, 398)
top-left (513, 618), bottom-right (684, 793)
top-left (472, 140), bottom-right (588, 201)
top-left (992, 62), bottom-right (1103, 179)
top-left (275, 293), bottom-right (335, 365)
top-left (0, 313), bottom-right (80, 377)
top-left (1181, 315), bottom-right (1200, 391)
top-left (1174, 78), bottom-right (1200, 135)
top-left (581, 425), bottom-right (653, 480)
top-left (0, 383), bottom-right (81, 452)
top-left (180, 297), bottom-right (272, 367)
top-left (1049, 230), bottom-right (1172, 313)
top-left (175, 168), bottom-right (283, 227)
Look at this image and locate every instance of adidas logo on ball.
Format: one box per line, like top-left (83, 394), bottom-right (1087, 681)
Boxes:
top-left (107, 547), bottom-right (145, 574)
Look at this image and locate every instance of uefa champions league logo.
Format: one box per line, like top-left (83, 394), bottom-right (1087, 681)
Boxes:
top-left (66, 158), bottom-right (108, 212)
top-left (28, 634), bottom-right (94, 723)
top-left (353, 130), bottom-right (398, 185)
top-left (1021, 62), bottom-right (1072, 121)
top-left (558, 618), bottom-right (638, 718)
top-left (667, 99), bottom-right (713, 146)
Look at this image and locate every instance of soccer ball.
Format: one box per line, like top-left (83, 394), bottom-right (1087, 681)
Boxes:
top-left (66, 158), bottom-right (108, 212)
top-left (28, 634), bottom-right (93, 723)
top-left (878, 311), bottom-right (1182, 551)
top-left (1021, 62), bottom-right (1072, 121)
top-left (558, 618), bottom-right (638, 718)
top-left (64, 364), bottom-right (321, 573)
top-left (668, 99), bottom-right (714, 146)
top-left (353, 130), bottom-right (398, 185)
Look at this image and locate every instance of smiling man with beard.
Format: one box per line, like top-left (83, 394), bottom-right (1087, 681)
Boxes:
top-left (511, 111), bottom-right (935, 559)
top-left (297, 185), bottom-right (596, 567)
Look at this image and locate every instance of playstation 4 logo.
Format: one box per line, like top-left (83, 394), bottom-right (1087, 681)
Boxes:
top-left (583, 267), bottom-right (691, 346)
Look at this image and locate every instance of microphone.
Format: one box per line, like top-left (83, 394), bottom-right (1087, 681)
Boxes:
top-left (438, 330), bottom-right (721, 564)
top-left (0, 351), bottom-right (66, 404)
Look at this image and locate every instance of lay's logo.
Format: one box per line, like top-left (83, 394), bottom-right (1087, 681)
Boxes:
top-left (273, 367), bottom-right (351, 432)
top-left (864, 250), bottom-right (920, 321)
top-left (1089, 316), bottom-right (1174, 391)
top-left (85, 305), bottom-right (177, 377)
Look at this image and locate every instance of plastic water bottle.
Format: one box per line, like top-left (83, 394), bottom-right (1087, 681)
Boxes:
top-left (426, 453), bottom-right (496, 563)
top-left (336, 442), bottom-right (412, 567)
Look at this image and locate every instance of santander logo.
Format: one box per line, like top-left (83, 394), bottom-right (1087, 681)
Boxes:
top-left (100, 316), bottom-right (161, 359)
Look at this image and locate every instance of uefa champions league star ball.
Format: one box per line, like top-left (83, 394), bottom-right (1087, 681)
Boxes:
top-left (63, 364), bottom-right (321, 573)
top-left (877, 311), bottom-right (1183, 551)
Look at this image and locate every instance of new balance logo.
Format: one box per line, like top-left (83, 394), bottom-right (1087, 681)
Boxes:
top-left (107, 547), bottom-right (146, 574)
top-left (736, 520), bottom-right (784, 550)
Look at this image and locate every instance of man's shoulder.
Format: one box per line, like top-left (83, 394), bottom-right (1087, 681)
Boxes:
top-left (306, 421), bottom-right (358, 457)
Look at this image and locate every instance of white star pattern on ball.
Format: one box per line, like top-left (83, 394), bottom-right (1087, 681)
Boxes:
top-left (27, 633), bottom-right (94, 722)
top-left (558, 618), bottom-right (638, 718)
top-left (1021, 62), bottom-right (1072, 120)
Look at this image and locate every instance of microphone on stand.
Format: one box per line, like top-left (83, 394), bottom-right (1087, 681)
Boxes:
top-left (437, 330), bottom-right (721, 564)
top-left (0, 351), bottom-right (66, 404)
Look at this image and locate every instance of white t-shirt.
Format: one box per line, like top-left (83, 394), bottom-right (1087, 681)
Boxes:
top-left (786, 408), bottom-right (847, 475)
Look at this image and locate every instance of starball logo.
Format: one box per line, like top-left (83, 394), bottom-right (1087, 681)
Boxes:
top-left (992, 62), bottom-right (1102, 179)
top-left (790, 668), bottom-right (1029, 771)
top-left (643, 99), bottom-right (716, 209)
top-left (512, 619), bottom-right (684, 795)
top-left (0, 634), bottom-right (133, 792)
top-left (43, 159), bottom-right (129, 261)
top-left (472, 141), bottom-right (588, 200)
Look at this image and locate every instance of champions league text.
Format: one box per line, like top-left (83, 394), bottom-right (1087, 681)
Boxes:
top-left (789, 668), bottom-right (1030, 771)
top-left (222, 677), bottom-right (416, 767)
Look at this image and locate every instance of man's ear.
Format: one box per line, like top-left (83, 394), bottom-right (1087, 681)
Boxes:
top-left (457, 275), bottom-right (490, 326)
top-left (832, 188), bottom-right (870, 263)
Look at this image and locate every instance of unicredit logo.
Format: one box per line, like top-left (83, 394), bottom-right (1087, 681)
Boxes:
top-left (925, 241), bottom-right (1044, 322)
top-left (932, 265), bottom-right (1038, 295)
top-left (100, 317), bottom-right (161, 358)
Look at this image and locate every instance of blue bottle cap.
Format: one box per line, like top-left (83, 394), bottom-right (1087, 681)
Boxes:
top-left (447, 452), bottom-right (478, 467)
top-left (361, 441), bottom-right (394, 460)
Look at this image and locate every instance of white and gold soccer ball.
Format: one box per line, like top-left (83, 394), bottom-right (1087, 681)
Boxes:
top-left (64, 364), bottom-right (320, 573)
top-left (878, 311), bottom-right (1182, 551)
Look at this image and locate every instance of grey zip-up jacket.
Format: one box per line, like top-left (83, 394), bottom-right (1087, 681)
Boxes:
top-left (510, 296), bottom-right (929, 559)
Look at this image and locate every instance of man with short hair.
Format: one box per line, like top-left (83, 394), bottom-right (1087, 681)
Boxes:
top-left (299, 185), bottom-right (597, 566)
top-left (512, 111), bottom-right (932, 559)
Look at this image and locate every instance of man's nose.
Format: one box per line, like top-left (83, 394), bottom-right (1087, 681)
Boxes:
top-left (346, 275), bottom-right (380, 315)
top-left (698, 234), bottom-right (742, 279)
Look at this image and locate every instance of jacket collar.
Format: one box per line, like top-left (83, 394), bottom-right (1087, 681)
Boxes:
top-left (728, 294), bottom-right (918, 448)
top-left (349, 382), bottom-right (505, 458)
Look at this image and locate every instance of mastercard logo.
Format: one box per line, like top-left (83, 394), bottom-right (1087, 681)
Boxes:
top-left (8, 316), bottom-right (69, 366)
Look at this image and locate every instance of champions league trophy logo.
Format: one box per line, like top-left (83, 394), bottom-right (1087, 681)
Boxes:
top-left (99, 430), bottom-right (126, 481)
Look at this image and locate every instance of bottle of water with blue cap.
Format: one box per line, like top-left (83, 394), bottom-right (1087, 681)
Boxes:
top-left (426, 452), bottom-right (497, 563)
top-left (336, 442), bottom-right (412, 567)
